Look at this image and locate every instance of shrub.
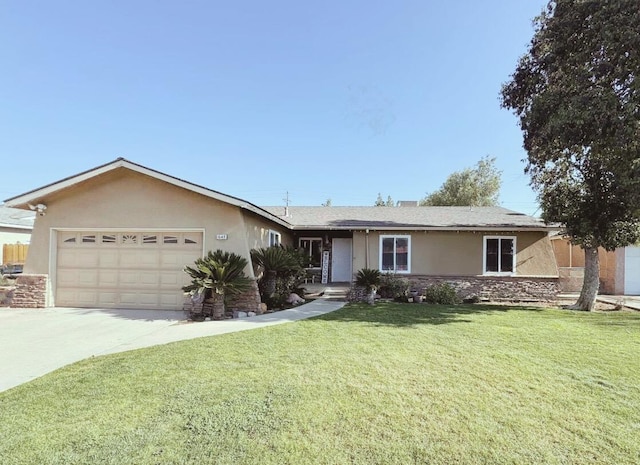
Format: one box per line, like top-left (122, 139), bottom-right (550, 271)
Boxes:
top-left (251, 246), bottom-right (308, 310)
top-left (346, 286), bottom-right (369, 303)
top-left (182, 250), bottom-right (252, 319)
top-left (355, 268), bottom-right (381, 292)
top-left (423, 282), bottom-right (461, 305)
top-left (378, 273), bottom-right (410, 300)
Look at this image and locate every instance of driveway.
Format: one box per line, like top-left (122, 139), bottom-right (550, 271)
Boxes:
top-left (0, 299), bottom-right (344, 393)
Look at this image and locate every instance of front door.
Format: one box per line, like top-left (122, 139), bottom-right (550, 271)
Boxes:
top-left (331, 238), bottom-right (353, 282)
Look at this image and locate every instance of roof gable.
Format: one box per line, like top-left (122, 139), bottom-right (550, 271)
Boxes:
top-left (4, 158), bottom-right (290, 228)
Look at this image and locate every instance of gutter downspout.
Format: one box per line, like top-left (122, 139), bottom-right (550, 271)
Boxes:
top-left (365, 229), bottom-right (370, 269)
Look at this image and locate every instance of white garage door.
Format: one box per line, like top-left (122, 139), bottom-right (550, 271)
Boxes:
top-left (624, 246), bottom-right (640, 295)
top-left (56, 231), bottom-right (203, 310)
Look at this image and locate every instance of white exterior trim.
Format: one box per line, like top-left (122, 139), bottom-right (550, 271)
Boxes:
top-left (379, 234), bottom-right (411, 274)
top-left (268, 230), bottom-right (282, 247)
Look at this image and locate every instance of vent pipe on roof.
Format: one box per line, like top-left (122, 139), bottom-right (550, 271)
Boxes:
top-left (283, 191), bottom-right (291, 217)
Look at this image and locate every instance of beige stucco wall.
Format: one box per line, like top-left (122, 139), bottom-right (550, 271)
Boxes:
top-left (243, 212), bottom-right (292, 251)
top-left (353, 230), bottom-right (557, 277)
top-left (22, 168), bottom-right (282, 279)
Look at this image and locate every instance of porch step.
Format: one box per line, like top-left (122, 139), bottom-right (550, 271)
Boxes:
top-left (304, 283), bottom-right (350, 301)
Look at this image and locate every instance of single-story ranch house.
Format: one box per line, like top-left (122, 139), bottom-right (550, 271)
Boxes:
top-left (4, 158), bottom-right (560, 311)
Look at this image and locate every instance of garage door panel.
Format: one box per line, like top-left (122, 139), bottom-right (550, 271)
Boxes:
top-left (75, 250), bottom-right (100, 268)
top-left (140, 272), bottom-right (160, 286)
top-left (160, 272), bottom-right (181, 286)
top-left (119, 271), bottom-right (140, 287)
top-left (59, 290), bottom-right (98, 307)
top-left (56, 230), bottom-right (203, 310)
top-left (77, 270), bottom-right (98, 287)
top-left (120, 253), bottom-right (140, 268)
top-left (99, 270), bottom-right (118, 286)
top-left (119, 292), bottom-right (142, 307)
top-left (97, 292), bottom-right (118, 307)
top-left (159, 293), bottom-right (182, 308)
top-left (140, 293), bottom-right (160, 306)
top-left (139, 253), bottom-right (160, 267)
top-left (58, 250), bottom-right (100, 268)
top-left (160, 251), bottom-right (183, 267)
top-left (57, 269), bottom-right (79, 286)
top-left (99, 250), bottom-right (119, 267)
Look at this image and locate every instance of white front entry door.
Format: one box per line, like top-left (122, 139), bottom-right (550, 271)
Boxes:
top-left (331, 238), bottom-right (353, 282)
top-left (624, 246), bottom-right (640, 295)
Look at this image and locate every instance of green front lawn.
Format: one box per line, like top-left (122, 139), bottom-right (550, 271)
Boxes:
top-left (1, 303), bottom-right (639, 464)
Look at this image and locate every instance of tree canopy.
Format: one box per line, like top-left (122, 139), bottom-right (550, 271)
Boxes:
top-left (501, 0), bottom-right (640, 310)
top-left (419, 156), bottom-right (501, 206)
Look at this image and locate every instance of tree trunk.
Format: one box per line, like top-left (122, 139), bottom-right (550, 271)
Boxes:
top-left (569, 246), bottom-right (600, 311)
top-left (211, 292), bottom-right (226, 319)
top-left (264, 270), bottom-right (277, 296)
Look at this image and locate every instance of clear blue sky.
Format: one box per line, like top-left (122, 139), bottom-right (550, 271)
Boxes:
top-left (1, 1), bottom-right (546, 215)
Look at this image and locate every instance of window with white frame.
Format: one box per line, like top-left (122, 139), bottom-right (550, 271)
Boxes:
top-left (483, 236), bottom-right (516, 275)
top-left (380, 235), bottom-right (411, 273)
top-left (299, 237), bottom-right (322, 267)
top-left (269, 230), bottom-right (281, 247)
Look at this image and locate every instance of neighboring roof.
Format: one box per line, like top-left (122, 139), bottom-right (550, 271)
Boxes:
top-left (0, 205), bottom-right (35, 230)
top-left (3, 158), bottom-right (290, 229)
top-left (261, 206), bottom-right (556, 231)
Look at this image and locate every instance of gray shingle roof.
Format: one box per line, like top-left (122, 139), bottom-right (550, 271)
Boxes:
top-left (0, 205), bottom-right (35, 229)
top-left (261, 206), bottom-right (554, 230)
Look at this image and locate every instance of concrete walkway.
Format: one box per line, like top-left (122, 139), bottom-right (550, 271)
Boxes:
top-left (559, 293), bottom-right (640, 310)
top-left (0, 298), bottom-right (345, 393)
top-left (596, 295), bottom-right (640, 310)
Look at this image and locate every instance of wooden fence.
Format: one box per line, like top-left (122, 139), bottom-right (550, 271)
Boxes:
top-left (2, 243), bottom-right (29, 265)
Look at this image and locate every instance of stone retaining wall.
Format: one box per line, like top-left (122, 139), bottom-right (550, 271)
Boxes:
top-left (182, 279), bottom-right (262, 315)
top-left (408, 275), bottom-right (559, 301)
top-left (10, 274), bottom-right (48, 308)
top-left (0, 286), bottom-right (15, 306)
top-left (227, 280), bottom-right (262, 313)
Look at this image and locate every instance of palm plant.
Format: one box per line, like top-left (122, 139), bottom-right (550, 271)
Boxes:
top-left (183, 250), bottom-right (252, 319)
top-left (355, 268), bottom-right (381, 305)
top-left (250, 246), bottom-right (300, 296)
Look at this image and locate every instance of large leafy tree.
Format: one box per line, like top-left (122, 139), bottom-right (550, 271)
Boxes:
top-left (501, 1), bottom-right (640, 310)
top-left (419, 156), bottom-right (501, 206)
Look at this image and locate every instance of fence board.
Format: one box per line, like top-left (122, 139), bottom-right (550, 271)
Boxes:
top-left (2, 243), bottom-right (29, 265)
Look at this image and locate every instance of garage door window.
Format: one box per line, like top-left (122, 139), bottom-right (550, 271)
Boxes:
top-left (143, 235), bottom-right (158, 244)
top-left (102, 234), bottom-right (116, 244)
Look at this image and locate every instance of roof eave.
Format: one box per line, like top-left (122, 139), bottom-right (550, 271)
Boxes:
top-left (0, 223), bottom-right (33, 231)
top-left (290, 225), bottom-right (557, 232)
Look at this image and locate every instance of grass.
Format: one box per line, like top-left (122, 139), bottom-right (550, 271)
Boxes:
top-left (1, 302), bottom-right (639, 464)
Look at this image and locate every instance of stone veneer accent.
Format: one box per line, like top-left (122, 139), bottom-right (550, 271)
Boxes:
top-left (226, 279), bottom-right (262, 314)
top-left (183, 279), bottom-right (262, 315)
top-left (0, 286), bottom-right (15, 306)
top-left (408, 275), bottom-right (559, 302)
top-left (10, 274), bottom-right (48, 308)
